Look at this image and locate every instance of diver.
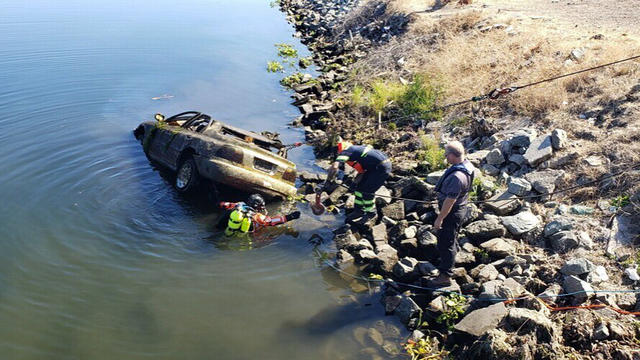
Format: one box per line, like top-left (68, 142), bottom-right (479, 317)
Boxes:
top-left (217, 194), bottom-right (301, 236)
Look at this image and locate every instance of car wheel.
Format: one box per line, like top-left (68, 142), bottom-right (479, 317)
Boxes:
top-left (175, 157), bottom-right (199, 193)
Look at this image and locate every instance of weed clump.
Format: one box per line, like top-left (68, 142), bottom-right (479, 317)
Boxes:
top-left (417, 135), bottom-right (446, 171)
top-left (280, 72), bottom-right (304, 88)
top-left (267, 61), bottom-right (284, 73)
top-left (397, 74), bottom-right (443, 121)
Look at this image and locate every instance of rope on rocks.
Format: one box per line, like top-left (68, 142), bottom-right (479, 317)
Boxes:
top-left (323, 260), bottom-right (640, 315)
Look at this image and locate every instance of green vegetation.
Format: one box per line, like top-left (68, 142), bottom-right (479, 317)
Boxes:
top-left (436, 293), bottom-right (468, 330)
top-left (473, 248), bottom-right (490, 262)
top-left (621, 249), bottom-right (640, 267)
top-left (611, 194), bottom-right (630, 208)
top-left (269, 0), bottom-right (281, 8)
top-left (275, 43), bottom-right (298, 58)
top-left (299, 56), bottom-right (313, 69)
top-left (350, 85), bottom-right (366, 107)
top-left (397, 74), bottom-right (443, 121)
top-left (404, 337), bottom-right (449, 360)
top-left (369, 79), bottom-right (405, 115)
top-left (280, 72), bottom-right (304, 88)
top-left (417, 135), bottom-right (446, 171)
top-left (449, 116), bottom-right (471, 127)
top-left (387, 122), bottom-right (397, 131)
top-left (267, 61), bottom-right (284, 73)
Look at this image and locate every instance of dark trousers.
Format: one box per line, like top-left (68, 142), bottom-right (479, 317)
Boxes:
top-left (436, 205), bottom-right (468, 277)
top-left (354, 161), bottom-right (391, 212)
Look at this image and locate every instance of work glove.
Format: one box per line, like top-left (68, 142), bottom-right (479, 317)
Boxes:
top-left (285, 211), bottom-right (301, 221)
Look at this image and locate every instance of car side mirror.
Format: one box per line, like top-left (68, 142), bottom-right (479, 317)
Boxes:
top-left (154, 113), bottom-right (165, 122)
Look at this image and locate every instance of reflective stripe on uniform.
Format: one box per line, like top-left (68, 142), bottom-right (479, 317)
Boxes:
top-left (360, 145), bottom-right (372, 157)
top-left (354, 191), bottom-right (363, 198)
top-left (336, 155), bottom-right (349, 162)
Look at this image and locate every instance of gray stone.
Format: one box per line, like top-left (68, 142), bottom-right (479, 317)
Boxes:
top-left (549, 231), bottom-right (579, 253)
top-left (393, 294), bottom-right (421, 324)
top-left (507, 308), bottom-right (554, 341)
top-left (467, 150), bottom-right (490, 167)
top-left (372, 223), bottom-right (388, 247)
top-left (400, 238), bottom-right (418, 250)
top-left (587, 265), bottom-right (609, 284)
top-left (393, 257), bottom-right (420, 281)
top-left (358, 239), bottom-right (374, 251)
top-left (507, 177), bottom-right (532, 196)
top-left (538, 284), bottom-right (562, 303)
top-left (484, 191), bottom-right (521, 216)
top-left (486, 149), bottom-right (505, 165)
top-left (560, 258), bottom-right (595, 276)
top-left (375, 244), bottom-right (398, 273)
top-left (501, 211), bottom-right (540, 235)
top-left (569, 205), bottom-right (594, 215)
top-left (508, 154), bottom-right (526, 166)
top-left (367, 328), bottom-right (384, 346)
top-left (578, 231), bottom-right (593, 250)
top-left (334, 231), bottom-right (359, 250)
top-left (480, 238), bottom-right (517, 257)
top-left (426, 170), bottom-right (445, 185)
top-left (482, 164), bottom-right (500, 176)
top-left (569, 48), bottom-right (585, 62)
top-left (403, 226), bottom-right (417, 240)
top-left (524, 135), bottom-right (553, 166)
top-left (477, 264), bottom-right (500, 282)
top-left (563, 275), bottom-right (594, 303)
top-left (381, 216), bottom-right (397, 227)
top-left (381, 202), bottom-right (405, 221)
top-left (417, 228), bottom-right (438, 248)
top-left (336, 250), bottom-right (354, 268)
top-left (543, 218), bottom-right (573, 237)
top-left (454, 302), bottom-right (508, 337)
top-left (392, 176), bottom-right (434, 197)
top-left (524, 170), bottom-right (564, 194)
top-left (464, 218), bottom-right (507, 242)
top-left (551, 129), bottom-right (568, 150)
top-left (375, 186), bottom-right (392, 206)
top-left (417, 261), bottom-right (437, 275)
top-left (607, 214), bottom-right (640, 254)
top-left (593, 323), bottom-right (609, 340)
top-left (409, 330), bottom-right (425, 342)
top-left (328, 185), bottom-right (349, 204)
top-left (508, 129), bottom-right (538, 148)
top-left (358, 249), bottom-right (377, 261)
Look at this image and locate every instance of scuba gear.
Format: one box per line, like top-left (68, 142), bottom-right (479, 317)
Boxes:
top-left (247, 194), bottom-right (266, 212)
top-left (225, 207), bottom-right (252, 236)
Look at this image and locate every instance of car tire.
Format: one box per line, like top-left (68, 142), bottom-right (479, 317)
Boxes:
top-left (175, 157), bottom-right (199, 193)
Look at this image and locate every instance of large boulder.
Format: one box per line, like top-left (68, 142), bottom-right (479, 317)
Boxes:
top-left (524, 169), bottom-right (565, 194)
top-left (371, 223), bottom-right (388, 248)
top-left (484, 191), bottom-right (521, 216)
top-left (549, 231), bottom-right (579, 253)
top-left (486, 149), bottom-right (505, 166)
top-left (524, 135), bottom-right (554, 166)
top-left (551, 129), bottom-right (568, 150)
top-left (507, 177), bottom-right (532, 196)
top-left (543, 218), bottom-right (573, 237)
top-left (426, 170), bottom-right (445, 185)
top-left (453, 302), bottom-right (509, 337)
top-left (507, 307), bottom-right (554, 342)
top-left (374, 244), bottom-right (399, 273)
top-left (464, 218), bottom-right (507, 242)
top-left (381, 201), bottom-right (405, 221)
top-left (393, 257), bottom-right (420, 281)
top-left (393, 294), bottom-right (421, 324)
top-left (563, 275), bottom-right (594, 303)
top-left (501, 211), bottom-right (541, 236)
top-left (560, 258), bottom-right (595, 276)
top-left (479, 238), bottom-right (517, 257)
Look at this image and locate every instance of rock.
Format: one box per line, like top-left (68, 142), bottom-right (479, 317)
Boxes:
top-left (549, 231), bottom-right (579, 253)
top-left (417, 261), bottom-right (437, 275)
top-left (334, 231), bottom-right (359, 250)
top-left (508, 154), bottom-right (526, 166)
top-left (569, 205), bottom-right (594, 215)
top-left (607, 214), bottom-right (640, 254)
top-left (484, 191), bottom-right (520, 216)
top-left (563, 275), bottom-right (594, 303)
top-left (381, 216), bottom-right (397, 227)
top-left (374, 244), bottom-right (398, 273)
top-left (426, 170), bottom-right (445, 185)
top-left (467, 150), bottom-right (490, 167)
top-left (560, 258), bottom-right (595, 276)
top-left (479, 238), bottom-right (516, 257)
top-left (466, 329), bottom-right (514, 359)
top-left (393, 257), bottom-right (419, 281)
top-left (375, 186), bottom-right (392, 206)
top-left (624, 266), bottom-right (640, 281)
top-left (577, 231), bottom-right (593, 250)
top-left (400, 238), bottom-right (418, 250)
top-left (524, 169), bottom-right (564, 194)
top-left (417, 228), bottom-right (438, 249)
top-left (477, 264), bottom-right (500, 282)
top-left (593, 323), bottom-right (609, 340)
top-left (486, 149), bottom-right (505, 165)
top-left (371, 223), bottom-right (388, 247)
top-left (482, 164), bottom-right (500, 176)
top-left (524, 135), bottom-right (553, 166)
top-left (464, 218), bottom-right (507, 242)
top-left (328, 185), bottom-right (348, 204)
top-left (403, 226), bottom-right (417, 239)
top-left (393, 294), bottom-right (421, 324)
top-left (538, 284), bottom-right (562, 303)
top-left (454, 302), bottom-right (508, 337)
top-left (543, 218), bottom-right (573, 237)
top-left (507, 307), bottom-right (554, 341)
top-left (409, 330), bottom-right (425, 342)
top-left (507, 177), bottom-right (531, 196)
top-left (587, 265), bottom-right (609, 284)
top-left (501, 211), bottom-right (540, 235)
top-left (551, 129), bottom-right (568, 150)
top-left (367, 328), bottom-right (384, 346)
top-left (392, 176), bottom-right (434, 197)
top-left (381, 201), bottom-right (405, 221)
top-left (508, 129), bottom-right (538, 148)
top-left (358, 249), bottom-right (377, 261)
top-left (569, 48), bottom-right (585, 62)
top-left (336, 250), bottom-right (354, 268)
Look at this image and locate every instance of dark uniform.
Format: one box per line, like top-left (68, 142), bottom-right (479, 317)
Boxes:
top-left (433, 160), bottom-right (475, 277)
top-left (336, 144), bottom-right (392, 213)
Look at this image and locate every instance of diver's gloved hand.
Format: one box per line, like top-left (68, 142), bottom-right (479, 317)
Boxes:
top-left (285, 211), bottom-right (301, 221)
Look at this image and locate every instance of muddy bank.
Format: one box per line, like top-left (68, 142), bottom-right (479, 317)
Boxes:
top-left (277, 0), bottom-right (640, 358)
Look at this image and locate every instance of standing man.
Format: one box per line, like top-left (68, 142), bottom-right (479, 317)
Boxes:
top-left (323, 140), bottom-right (392, 222)
top-left (430, 141), bottom-right (475, 286)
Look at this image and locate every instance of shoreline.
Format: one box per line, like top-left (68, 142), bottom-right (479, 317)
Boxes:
top-left (277, 0), bottom-right (640, 358)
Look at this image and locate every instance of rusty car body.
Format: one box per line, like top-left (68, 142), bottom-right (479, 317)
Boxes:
top-left (133, 111), bottom-right (297, 199)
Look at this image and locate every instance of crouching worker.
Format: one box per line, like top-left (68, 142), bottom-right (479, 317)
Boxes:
top-left (322, 140), bottom-right (391, 222)
top-left (217, 194), bottom-right (301, 236)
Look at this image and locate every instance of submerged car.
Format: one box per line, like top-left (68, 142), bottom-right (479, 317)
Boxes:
top-left (133, 111), bottom-right (298, 199)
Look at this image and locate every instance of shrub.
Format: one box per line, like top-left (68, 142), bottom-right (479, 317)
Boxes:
top-left (368, 79), bottom-right (404, 115)
top-left (387, 122), bottom-right (397, 131)
top-left (397, 74), bottom-right (443, 122)
top-left (351, 85), bottom-right (367, 107)
top-left (417, 135), bottom-right (446, 171)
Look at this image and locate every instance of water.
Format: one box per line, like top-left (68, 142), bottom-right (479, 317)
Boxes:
top-left (0, 0), bottom-right (408, 359)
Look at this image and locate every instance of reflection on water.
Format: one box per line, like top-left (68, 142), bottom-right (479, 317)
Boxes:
top-left (0, 0), bottom-right (406, 359)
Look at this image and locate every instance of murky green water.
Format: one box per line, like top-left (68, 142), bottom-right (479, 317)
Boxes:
top-left (0, 0), bottom-right (405, 359)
